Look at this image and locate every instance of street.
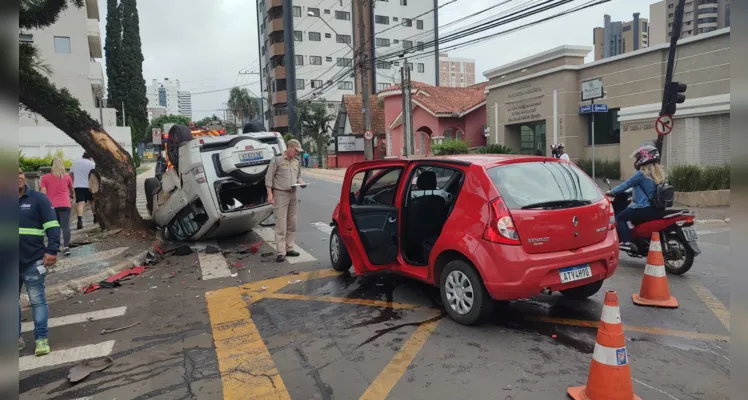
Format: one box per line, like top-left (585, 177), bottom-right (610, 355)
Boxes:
top-left (19, 172), bottom-right (730, 400)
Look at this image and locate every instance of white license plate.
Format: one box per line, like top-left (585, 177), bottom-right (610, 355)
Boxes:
top-left (682, 227), bottom-right (699, 241)
top-left (559, 264), bottom-right (592, 284)
top-left (239, 151), bottom-right (262, 162)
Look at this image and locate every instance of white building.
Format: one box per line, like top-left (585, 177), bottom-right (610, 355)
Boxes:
top-left (18, 0), bottom-right (132, 161)
top-left (146, 78), bottom-right (192, 119)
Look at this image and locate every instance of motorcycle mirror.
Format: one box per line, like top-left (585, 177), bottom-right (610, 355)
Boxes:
top-left (603, 177), bottom-right (610, 185)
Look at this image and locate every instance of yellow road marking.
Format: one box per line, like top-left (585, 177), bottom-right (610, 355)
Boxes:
top-left (206, 287), bottom-right (291, 400)
top-left (241, 268), bottom-right (344, 295)
top-left (688, 279), bottom-right (730, 331)
top-left (263, 292), bottom-right (436, 310)
top-left (526, 316), bottom-right (730, 342)
top-left (359, 318), bottom-right (441, 400)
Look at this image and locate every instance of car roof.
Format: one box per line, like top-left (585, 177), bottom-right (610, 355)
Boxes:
top-left (414, 154), bottom-right (559, 168)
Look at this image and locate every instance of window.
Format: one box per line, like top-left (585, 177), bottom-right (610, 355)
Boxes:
top-left (293, 6), bottom-right (301, 17)
top-left (623, 25), bottom-right (631, 32)
top-left (326, 56), bottom-right (333, 62)
top-left (393, 17), bottom-right (399, 22)
top-left (402, 18), bottom-right (412, 27)
top-left (416, 20), bottom-right (423, 30)
top-left (378, 83), bottom-right (390, 91)
top-left (337, 57), bottom-right (353, 67)
top-left (407, 62), bottom-right (413, 70)
top-left (335, 11), bottom-right (351, 20)
top-left (350, 168), bottom-right (403, 206)
top-left (697, 17), bottom-right (718, 23)
top-left (393, 39), bottom-right (400, 44)
top-left (416, 41), bottom-right (424, 51)
top-left (400, 0), bottom-right (408, 5)
top-left (668, 3), bottom-right (673, 8)
top-left (325, 33), bottom-right (332, 38)
top-left (376, 60), bottom-right (391, 69)
top-left (296, 79), bottom-right (305, 90)
top-left (54, 36), bottom-right (71, 54)
top-left (324, 9), bottom-right (330, 14)
top-left (311, 79), bottom-right (323, 88)
top-left (393, 61), bottom-right (400, 66)
top-left (588, 108), bottom-right (620, 145)
top-left (294, 31), bottom-right (303, 41)
top-left (403, 40), bottom-right (413, 49)
top-left (376, 38), bottom-right (390, 47)
top-left (417, 63), bottom-right (424, 73)
top-left (336, 34), bottom-right (352, 44)
top-left (295, 55), bottom-right (304, 66)
top-left (338, 81), bottom-right (354, 90)
top-left (310, 56), bottom-right (322, 65)
top-left (309, 31), bottom-right (321, 41)
top-left (308, 8), bottom-right (320, 17)
top-left (19, 33), bottom-right (33, 43)
top-left (375, 15), bottom-right (389, 24)
top-left (668, 13), bottom-right (673, 18)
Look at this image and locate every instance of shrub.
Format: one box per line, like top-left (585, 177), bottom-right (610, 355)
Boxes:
top-left (19, 150), bottom-right (72, 172)
top-left (668, 163), bottom-right (729, 192)
top-left (475, 144), bottom-right (514, 154)
top-left (131, 147), bottom-right (142, 169)
top-left (432, 138), bottom-right (469, 155)
top-left (577, 159), bottom-right (621, 180)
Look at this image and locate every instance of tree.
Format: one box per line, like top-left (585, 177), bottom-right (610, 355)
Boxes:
top-left (146, 114), bottom-right (191, 138)
top-left (296, 102), bottom-right (335, 163)
top-left (104, 0), bottom-right (123, 121)
top-left (227, 87), bottom-right (261, 125)
top-left (120, 0), bottom-right (148, 144)
top-left (19, 0), bottom-right (141, 230)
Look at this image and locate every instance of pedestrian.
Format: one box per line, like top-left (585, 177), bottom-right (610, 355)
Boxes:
top-left (40, 157), bottom-right (74, 256)
top-left (303, 151), bottom-right (310, 168)
top-left (70, 152), bottom-right (96, 229)
top-left (557, 144), bottom-right (570, 161)
top-left (265, 139), bottom-right (306, 262)
top-left (19, 168), bottom-right (60, 356)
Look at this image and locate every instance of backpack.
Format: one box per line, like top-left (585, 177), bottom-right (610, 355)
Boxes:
top-left (650, 181), bottom-right (675, 209)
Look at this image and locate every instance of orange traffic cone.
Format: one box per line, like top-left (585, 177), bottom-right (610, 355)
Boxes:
top-left (632, 232), bottom-right (679, 308)
top-left (568, 290), bottom-right (641, 400)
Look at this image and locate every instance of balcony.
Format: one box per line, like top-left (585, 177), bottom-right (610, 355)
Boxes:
top-left (269, 17), bottom-right (284, 34)
top-left (272, 90), bottom-right (287, 105)
top-left (266, 0), bottom-right (282, 11)
top-left (269, 42), bottom-right (285, 58)
top-left (270, 65), bottom-right (286, 79)
top-left (85, 0), bottom-right (100, 20)
top-left (87, 19), bottom-right (102, 58)
top-left (273, 114), bottom-right (289, 128)
top-left (89, 61), bottom-right (104, 87)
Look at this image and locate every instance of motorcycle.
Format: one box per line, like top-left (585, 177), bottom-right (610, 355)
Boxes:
top-left (603, 177), bottom-right (700, 275)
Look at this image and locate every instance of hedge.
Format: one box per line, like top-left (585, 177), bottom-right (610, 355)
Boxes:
top-left (19, 150), bottom-right (72, 172)
top-left (432, 138), bottom-right (469, 155)
top-left (668, 163), bottom-right (730, 192)
top-left (475, 144), bottom-right (514, 154)
top-left (577, 159), bottom-right (621, 180)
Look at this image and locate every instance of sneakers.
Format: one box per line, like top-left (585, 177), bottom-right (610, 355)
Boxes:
top-left (286, 250), bottom-right (300, 257)
top-left (35, 338), bottom-right (50, 356)
top-left (19, 337), bottom-right (25, 351)
top-left (77, 217), bottom-right (83, 230)
top-left (275, 255), bottom-right (285, 263)
top-left (62, 247), bottom-right (71, 256)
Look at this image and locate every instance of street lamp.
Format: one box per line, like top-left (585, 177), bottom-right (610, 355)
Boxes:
top-left (307, 11), bottom-right (355, 52)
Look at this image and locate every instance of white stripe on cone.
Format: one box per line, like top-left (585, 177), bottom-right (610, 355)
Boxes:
top-left (649, 240), bottom-right (662, 252)
top-left (600, 305), bottom-right (622, 325)
top-left (592, 342), bottom-right (629, 366)
top-left (644, 263), bottom-right (667, 277)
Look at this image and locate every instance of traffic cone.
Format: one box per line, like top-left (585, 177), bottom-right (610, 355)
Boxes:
top-left (568, 290), bottom-right (641, 400)
top-left (632, 232), bottom-right (679, 308)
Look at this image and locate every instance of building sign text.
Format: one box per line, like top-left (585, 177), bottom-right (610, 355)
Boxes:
top-left (507, 100), bottom-right (543, 124)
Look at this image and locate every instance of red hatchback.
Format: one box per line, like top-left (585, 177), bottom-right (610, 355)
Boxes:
top-left (329, 155), bottom-right (619, 325)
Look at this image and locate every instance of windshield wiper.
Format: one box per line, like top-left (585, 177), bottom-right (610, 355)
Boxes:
top-left (521, 199), bottom-right (591, 210)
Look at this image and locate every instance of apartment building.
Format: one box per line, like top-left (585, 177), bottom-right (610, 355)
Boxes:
top-left (592, 13), bottom-right (649, 60)
top-left (146, 78), bottom-right (193, 119)
top-left (256, 0), bottom-right (438, 133)
top-left (18, 0), bottom-right (132, 160)
top-left (439, 53), bottom-right (476, 88)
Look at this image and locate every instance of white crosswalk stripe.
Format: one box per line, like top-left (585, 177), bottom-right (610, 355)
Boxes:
top-left (19, 341), bottom-right (116, 372)
top-left (311, 222), bottom-right (333, 235)
top-left (253, 227), bottom-right (316, 264)
top-left (196, 240), bottom-right (233, 280)
top-left (22, 306), bottom-right (127, 333)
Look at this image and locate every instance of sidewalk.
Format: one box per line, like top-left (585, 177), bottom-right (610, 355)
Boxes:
top-left (303, 167), bottom-right (346, 182)
top-left (136, 163), bottom-right (156, 221)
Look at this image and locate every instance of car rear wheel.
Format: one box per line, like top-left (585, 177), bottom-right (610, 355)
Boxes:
top-left (330, 227), bottom-right (352, 272)
top-left (560, 280), bottom-right (604, 300)
top-left (440, 260), bottom-right (493, 326)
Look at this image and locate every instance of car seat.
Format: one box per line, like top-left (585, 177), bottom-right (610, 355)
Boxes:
top-left (406, 171), bottom-right (447, 263)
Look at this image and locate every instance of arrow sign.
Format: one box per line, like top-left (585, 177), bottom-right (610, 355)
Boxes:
top-left (655, 114), bottom-right (674, 136)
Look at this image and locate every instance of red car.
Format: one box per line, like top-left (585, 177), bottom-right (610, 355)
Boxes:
top-left (329, 155), bottom-right (619, 325)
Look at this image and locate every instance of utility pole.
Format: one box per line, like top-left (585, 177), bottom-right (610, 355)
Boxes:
top-left (656, 0), bottom-right (686, 155)
top-left (401, 57), bottom-right (413, 157)
top-left (357, 0), bottom-right (373, 160)
top-left (122, 101), bottom-right (126, 126)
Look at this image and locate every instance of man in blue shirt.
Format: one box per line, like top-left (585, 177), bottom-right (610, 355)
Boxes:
top-left (19, 168), bottom-right (60, 355)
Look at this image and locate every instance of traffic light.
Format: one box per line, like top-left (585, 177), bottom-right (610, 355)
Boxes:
top-left (664, 81), bottom-right (687, 115)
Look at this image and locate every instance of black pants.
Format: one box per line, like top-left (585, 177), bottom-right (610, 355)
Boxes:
top-left (54, 207), bottom-right (71, 248)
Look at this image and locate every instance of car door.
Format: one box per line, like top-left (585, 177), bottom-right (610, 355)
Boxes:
top-left (339, 161), bottom-right (408, 274)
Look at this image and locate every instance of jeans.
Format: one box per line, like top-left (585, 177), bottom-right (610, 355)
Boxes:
top-left (55, 207), bottom-right (71, 248)
top-left (19, 261), bottom-right (48, 340)
top-left (616, 206), bottom-right (664, 243)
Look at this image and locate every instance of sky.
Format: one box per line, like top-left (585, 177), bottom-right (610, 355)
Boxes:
top-left (98, 0), bottom-right (661, 121)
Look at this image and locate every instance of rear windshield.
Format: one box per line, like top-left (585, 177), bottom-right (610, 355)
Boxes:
top-left (486, 161), bottom-right (603, 209)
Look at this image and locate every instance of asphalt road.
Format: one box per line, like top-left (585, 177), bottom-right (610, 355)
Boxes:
top-left (19, 175), bottom-right (731, 399)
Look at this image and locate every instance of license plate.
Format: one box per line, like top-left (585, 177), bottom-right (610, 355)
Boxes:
top-left (682, 227), bottom-right (699, 241)
top-left (559, 264), bottom-right (592, 284)
top-left (239, 151), bottom-right (262, 162)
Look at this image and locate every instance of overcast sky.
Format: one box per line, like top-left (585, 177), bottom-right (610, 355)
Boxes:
top-left (98, 0), bottom-right (660, 120)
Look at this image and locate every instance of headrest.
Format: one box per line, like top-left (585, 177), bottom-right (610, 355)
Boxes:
top-left (416, 171), bottom-right (437, 190)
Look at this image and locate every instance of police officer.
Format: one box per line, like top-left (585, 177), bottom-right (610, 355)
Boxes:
top-left (18, 168), bottom-right (60, 355)
top-left (265, 139), bottom-right (306, 262)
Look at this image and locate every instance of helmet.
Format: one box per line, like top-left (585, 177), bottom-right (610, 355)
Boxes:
top-left (631, 145), bottom-right (660, 170)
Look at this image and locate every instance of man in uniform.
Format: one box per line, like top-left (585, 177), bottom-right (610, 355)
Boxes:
top-left (266, 139), bottom-right (306, 262)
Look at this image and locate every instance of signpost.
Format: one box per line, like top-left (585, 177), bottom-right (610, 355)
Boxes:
top-left (655, 114), bottom-right (674, 136)
top-left (580, 78), bottom-right (605, 180)
top-left (151, 128), bottom-right (162, 145)
top-left (364, 130), bottom-right (373, 141)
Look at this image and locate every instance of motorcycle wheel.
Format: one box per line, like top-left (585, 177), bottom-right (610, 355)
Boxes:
top-left (663, 235), bottom-right (694, 275)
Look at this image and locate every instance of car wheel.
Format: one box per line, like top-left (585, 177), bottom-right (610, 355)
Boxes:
top-left (330, 227), bottom-right (352, 272)
top-left (560, 280), bottom-right (604, 300)
top-left (440, 260), bottom-right (493, 326)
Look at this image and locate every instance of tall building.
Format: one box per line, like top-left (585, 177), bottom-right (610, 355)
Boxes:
top-left (146, 78), bottom-right (192, 119)
top-left (255, 0), bottom-right (439, 133)
top-left (664, 0), bottom-right (730, 40)
top-left (438, 53), bottom-right (476, 88)
top-left (592, 13), bottom-right (649, 60)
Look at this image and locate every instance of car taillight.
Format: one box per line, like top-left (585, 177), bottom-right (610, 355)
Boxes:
top-left (191, 165), bottom-right (206, 184)
top-left (608, 201), bottom-right (616, 230)
top-left (483, 197), bottom-right (521, 245)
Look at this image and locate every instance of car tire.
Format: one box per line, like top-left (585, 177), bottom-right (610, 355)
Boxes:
top-left (560, 280), bottom-right (604, 300)
top-left (330, 227), bottom-right (352, 272)
top-left (440, 260), bottom-right (493, 326)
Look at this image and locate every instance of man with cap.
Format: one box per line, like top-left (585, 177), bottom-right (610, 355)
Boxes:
top-left (265, 139), bottom-right (306, 262)
top-left (557, 143), bottom-right (570, 161)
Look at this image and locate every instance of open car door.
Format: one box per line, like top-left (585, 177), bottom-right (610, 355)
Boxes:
top-left (339, 161), bottom-right (408, 274)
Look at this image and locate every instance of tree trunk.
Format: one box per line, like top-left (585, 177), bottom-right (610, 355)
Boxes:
top-left (19, 63), bottom-right (143, 230)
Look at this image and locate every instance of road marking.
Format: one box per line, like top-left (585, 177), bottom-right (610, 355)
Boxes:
top-left (206, 286), bottom-right (291, 399)
top-left (525, 316), bottom-right (729, 342)
top-left (263, 293), bottom-right (433, 310)
top-left (19, 341), bottom-right (115, 372)
top-left (687, 279), bottom-right (730, 331)
top-left (253, 227), bottom-right (316, 264)
top-left (634, 378), bottom-right (682, 400)
top-left (360, 317), bottom-right (441, 400)
top-left (22, 306), bottom-right (127, 333)
top-left (54, 247), bottom-right (130, 271)
top-left (197, 241), bottom-right (233, 280)
top-left (311, 222), bottom-right (333, 235)
top-left (696, 228), bottom-right (730, 235)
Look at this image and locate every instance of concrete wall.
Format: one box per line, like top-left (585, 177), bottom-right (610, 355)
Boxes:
top-left (19, 126), bottom-right (133, 161)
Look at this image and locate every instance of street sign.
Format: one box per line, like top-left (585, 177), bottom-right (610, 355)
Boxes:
top-left (579, 104), bottom-right (608, 114)
top-left (152, 128), bottom-right (162, 145)
top-left (579, 105), bottom-right (592, 114)
top-left (364, 130), bottom-right (373, 140)
top-left (655, 114), bottom-right (674, 136)
top-left (581, 78), bottom-right (604, 101)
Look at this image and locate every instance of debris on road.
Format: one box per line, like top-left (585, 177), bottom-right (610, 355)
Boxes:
top-left (261, 252), bottom-right (274, 257)
top-left (288, 279), bottom-right (303, 284)
top-left (205, 245), bottom-right (221, 254)
top-left (81, 266), bottom-right (148, 294)
top-left (258, 285), bottom-right (268, 292)
top-left (100, 321), bottom-right (141, 335)
top-left (166, 245), bottom-right (193, 256)
top-left (231, 273), bottom-right (238, 278)
top-left (68, 356), bottom-right (113, 383)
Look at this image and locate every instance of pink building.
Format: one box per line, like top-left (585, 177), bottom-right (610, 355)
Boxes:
top-left (378, 81), bottom-right (488, 157)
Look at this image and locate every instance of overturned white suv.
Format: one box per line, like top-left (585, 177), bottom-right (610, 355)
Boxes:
top-left (144, 124), bottom-right (286, 241)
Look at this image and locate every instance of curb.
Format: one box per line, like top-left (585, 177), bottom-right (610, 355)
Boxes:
top-left (21, 250), bottom-right (150, 308)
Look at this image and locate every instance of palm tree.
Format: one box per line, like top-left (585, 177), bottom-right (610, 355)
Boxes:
top-left (227, 87), bottom-right (260, 125)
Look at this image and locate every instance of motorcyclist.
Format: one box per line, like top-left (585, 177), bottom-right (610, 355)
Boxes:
top-left (606, 145), bottom-right (667, 252)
